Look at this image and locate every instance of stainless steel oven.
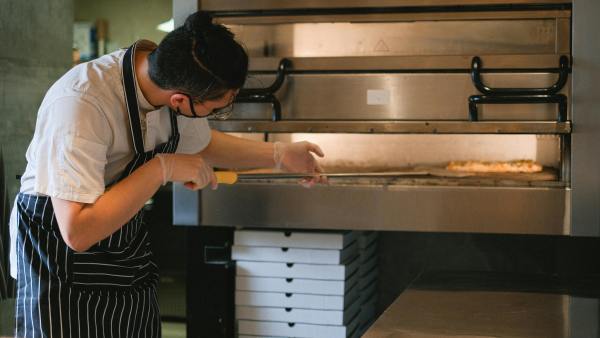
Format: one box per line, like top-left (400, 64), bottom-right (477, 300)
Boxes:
top-left (171, 1), bottom-right (600, 337)
top-left (173, 0), bottom-right (587, 235)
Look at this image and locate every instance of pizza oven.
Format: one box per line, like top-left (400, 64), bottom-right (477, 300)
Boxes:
top-left (169, 1), bottom-right (600, 337)
top-left (169, 0), bottom-right (600, 236)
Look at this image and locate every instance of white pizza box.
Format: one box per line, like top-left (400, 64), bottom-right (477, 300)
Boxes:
top-left (237, 316), bottom-right (360, 338)
top-left (234, 229), bottom-right (356, 250)
top-left (235, 298), bottom-right (361, 325)
top-left (357, 231), bottom-right (378, 249)
top-left (358, 242), bottom-right (377, 264)
top-left (236, 271), bottom-right (359, 295)
top-left (358, 267), bottom-right (378, 291)
top-left (235, 285), bottom-right (359, 310)
top-left (358, 254), bottom-right (378, 277)
top-left (238, 327), bottom-right (363, 338)
top-left (236, 256), bottom-right (360, 280)
top-left (238, 331), bottom-right (362, 338)
top-left (238, 323), bottom-right (363, 338)
top-left (232, 241), bottom-right (358, 265)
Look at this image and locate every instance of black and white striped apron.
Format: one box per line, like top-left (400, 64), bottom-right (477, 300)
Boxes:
top-left (15, 42), bottom-right (180, 338)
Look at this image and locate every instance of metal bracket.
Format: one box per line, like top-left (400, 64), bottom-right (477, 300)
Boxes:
top-left (204, 242), bottom-right (232, 266)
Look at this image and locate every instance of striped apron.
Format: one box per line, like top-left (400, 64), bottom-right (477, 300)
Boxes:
top-left (15, 42), bottom-right (180, 338)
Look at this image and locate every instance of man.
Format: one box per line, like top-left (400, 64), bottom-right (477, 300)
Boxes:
top-left (10, 11), bottom-right (324, 337)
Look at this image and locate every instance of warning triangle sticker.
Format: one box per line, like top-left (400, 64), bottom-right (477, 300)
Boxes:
top-left (374, 39), bottom-right (390, 52)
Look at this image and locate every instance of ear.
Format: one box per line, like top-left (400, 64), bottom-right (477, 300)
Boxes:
top-left (169, 93), bottom-right (188, 110)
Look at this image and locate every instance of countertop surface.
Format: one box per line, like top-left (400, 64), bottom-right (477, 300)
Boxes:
top-left (364, 272), bottom-right (600, 338)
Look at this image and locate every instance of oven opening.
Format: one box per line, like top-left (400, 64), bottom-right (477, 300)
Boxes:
top-left (226, 133), bottom-right (564, 188)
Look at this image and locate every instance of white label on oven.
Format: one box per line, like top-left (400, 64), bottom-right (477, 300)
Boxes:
top-left (367, 89), bottom-right (390, 105)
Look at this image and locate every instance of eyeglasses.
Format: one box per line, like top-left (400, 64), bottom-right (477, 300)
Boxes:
top-left (180, 80), bottom-right (236, 120)
top-left (208, 97), bottom-right (235, 120)
top-left (185, 93), bottom-right (235, 120)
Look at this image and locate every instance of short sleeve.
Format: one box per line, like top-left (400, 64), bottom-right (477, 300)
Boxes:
top-left (176, 116), bottom-right (212, 154)
top-left (32, 95), bottom-right (111, 203)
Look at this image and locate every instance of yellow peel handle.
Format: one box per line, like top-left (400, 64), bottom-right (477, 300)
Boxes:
top-left (215, 171), bottom-right (238, 185)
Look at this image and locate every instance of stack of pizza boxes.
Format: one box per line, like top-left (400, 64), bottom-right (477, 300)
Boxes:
top-left (232, 229), bottom-right (364, 338)
top-left (355, 231), bottom-right (379, 336)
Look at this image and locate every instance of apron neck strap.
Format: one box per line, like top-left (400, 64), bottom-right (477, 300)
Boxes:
top-left (168, 108), bottom-right (178, 136)
top-left (121, 42), bottom-right (145, 154)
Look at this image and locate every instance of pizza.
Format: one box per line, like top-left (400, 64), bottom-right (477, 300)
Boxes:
top-left (446, 160), bottom-right (543, 173)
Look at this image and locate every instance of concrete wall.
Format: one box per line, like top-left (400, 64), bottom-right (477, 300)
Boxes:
top-left (74, 0), bottom-right (171, 54)
top-left (0, 0), bottom-right (171, 201)
top-left (0, 1), bottom-right (73, 334)
top-left (0, 0), bottom-right (74, 204)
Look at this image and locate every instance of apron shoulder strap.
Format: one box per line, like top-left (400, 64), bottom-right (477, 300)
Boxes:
top-left (121, 43), bottom-right (145, 154)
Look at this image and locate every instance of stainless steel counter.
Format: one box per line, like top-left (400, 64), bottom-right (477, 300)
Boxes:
top-left (364, 289), bottom-right (599, 338)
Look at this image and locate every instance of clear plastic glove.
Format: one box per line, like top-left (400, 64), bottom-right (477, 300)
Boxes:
top-left (155, 153), bottom-right (218, 190)
top-left (273, 141), bottom-right (327, 187)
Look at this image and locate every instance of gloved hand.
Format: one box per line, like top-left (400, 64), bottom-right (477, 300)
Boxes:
top-left (155, 153), bottom-right (218, 190)
top-left (273, 141), bottom-right (327, 187)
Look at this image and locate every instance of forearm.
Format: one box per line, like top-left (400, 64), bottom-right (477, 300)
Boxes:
top-left (200, 130), bottom-right (275, 168)
top-left (53, 158), bottom-right (163, 251)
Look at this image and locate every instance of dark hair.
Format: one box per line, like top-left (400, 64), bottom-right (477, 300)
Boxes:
top-left (148, 11), bottom-right (248, 100)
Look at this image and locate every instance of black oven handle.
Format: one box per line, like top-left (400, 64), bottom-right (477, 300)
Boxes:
top-left (468, 94), bottom-right (568, 122)
top-left (236, 58), bottom-right (291, 121)
top-left (471, 55), bottom-right (569, 96)
top-left (234, 94), bottom-right (282, 122)
top-left (239, 58), bottom-right (291, 96)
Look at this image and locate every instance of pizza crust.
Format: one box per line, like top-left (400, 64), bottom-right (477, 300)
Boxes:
top-left (446, 160), bottom-right (543, 173)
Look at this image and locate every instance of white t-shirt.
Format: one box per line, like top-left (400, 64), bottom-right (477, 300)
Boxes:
top-left (9, 40), bottom-right (212, 277)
